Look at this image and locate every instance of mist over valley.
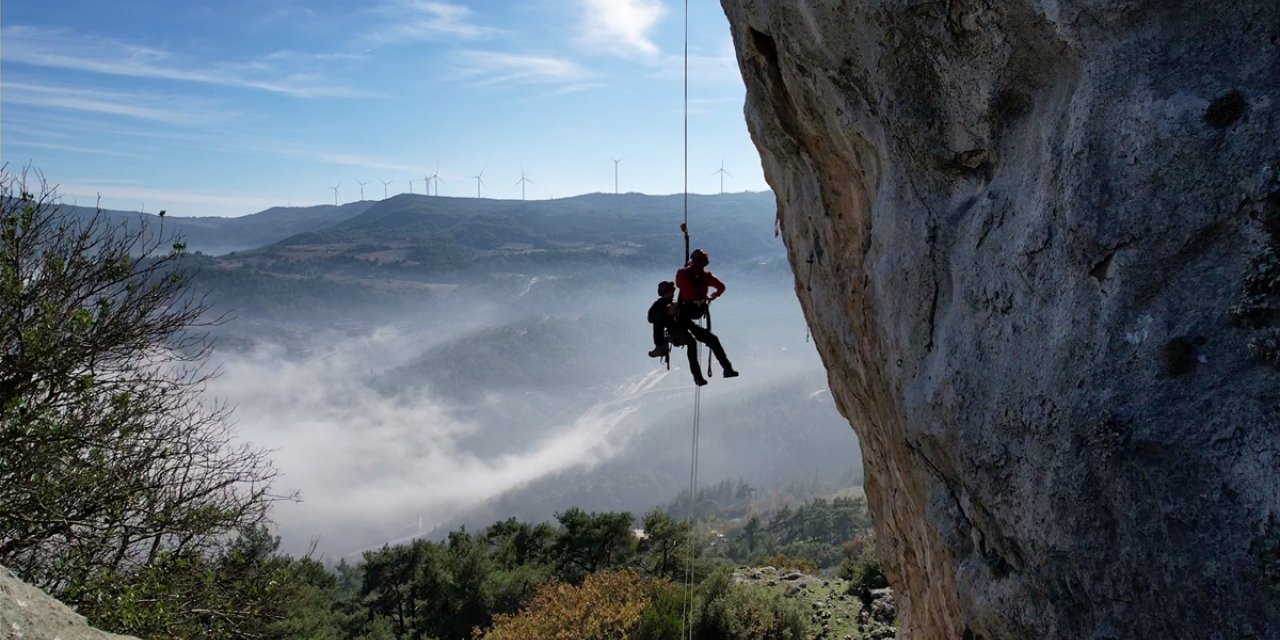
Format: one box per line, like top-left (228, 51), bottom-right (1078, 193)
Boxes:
top-left (170, 191), bottom-right (861, 558)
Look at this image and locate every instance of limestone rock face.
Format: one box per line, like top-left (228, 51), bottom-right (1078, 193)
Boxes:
top-left (721, 1), bottom-right (1280, 637)
top-left (0, 565), bottom-right (137, 640)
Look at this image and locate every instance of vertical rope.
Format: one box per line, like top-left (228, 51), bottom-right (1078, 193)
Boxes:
top-left (682, 387), bottom-right (700, 640)
top-left (679, 2), bottom-right (699, 639)
top-left (683, 0), bottom-right (689, 232)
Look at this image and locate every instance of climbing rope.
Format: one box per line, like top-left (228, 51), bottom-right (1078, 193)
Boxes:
top-left (679, 1), bottom-right (701, 638)
top-left (682, 385), bottom-right (701, 639)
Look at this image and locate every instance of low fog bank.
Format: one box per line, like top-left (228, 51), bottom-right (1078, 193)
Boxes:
top-left (203, 268), bottom-right (860, 557)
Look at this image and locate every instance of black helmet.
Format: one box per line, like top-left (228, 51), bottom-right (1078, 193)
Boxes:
top-left (657, 280), bottom-right (676, 296)
top-left (689, 248), bottom-right (709, 266)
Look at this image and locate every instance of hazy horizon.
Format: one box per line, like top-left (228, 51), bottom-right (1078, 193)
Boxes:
top-left (47, 186), bottom-right (777, 220)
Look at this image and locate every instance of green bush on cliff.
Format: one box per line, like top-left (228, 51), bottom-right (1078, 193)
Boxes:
top-left (840, 532), bottom-right (888, 595)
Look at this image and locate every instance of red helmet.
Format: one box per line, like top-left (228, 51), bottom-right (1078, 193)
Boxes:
top-left (689, 248), bottom-right (709, 266)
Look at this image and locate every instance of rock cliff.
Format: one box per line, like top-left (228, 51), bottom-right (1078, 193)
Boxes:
top-left (0, 565), bottom-right (137, 640)
top-left (721, 1), bottom-right (1280, 637)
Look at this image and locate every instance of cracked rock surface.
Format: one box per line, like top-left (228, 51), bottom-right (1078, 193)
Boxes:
top-left (1, 565), bottom-right (137, 639)
top-left (721, 1), bottom-right (1280, 637)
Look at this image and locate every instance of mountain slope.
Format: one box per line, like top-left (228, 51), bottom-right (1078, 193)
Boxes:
top-left (227, 192), bottom-right (782, 275)
top-left (51, 200), bottom-right (375, 255)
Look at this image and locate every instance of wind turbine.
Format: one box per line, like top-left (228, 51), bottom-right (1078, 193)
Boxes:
top-left (329, 183), bottom-right (341, 205)
top-left (611, 157), bottom-right (624, 194)
top-left (471, 167), bottom-right (486, 198)
top-left (408, 179), bottom-right (415, 195)
top-left (379, 178), bottom-right (393, 199)
top-left (430, 168), bottom-right (441, 196)
top-left (515, 168), bottom-right (534, 200)
top-left (712, 159), bottom-right (733, 194)
top-left (355, 179), bottom-right (370, 200)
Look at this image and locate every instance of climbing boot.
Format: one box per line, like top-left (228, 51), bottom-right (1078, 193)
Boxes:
top-left (693, 373), bottom-right (708, 387)
top-left (723, 368), bottom-right (739, 378)
top-left (648, 346), bottom-right (669, 358)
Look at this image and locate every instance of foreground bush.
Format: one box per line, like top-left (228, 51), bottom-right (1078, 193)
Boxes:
top-left (839, 532), bottom-right (888, 595)
top-left (697, 570), bottom-right (810, 640)
top-left (476, 570), bottom-right (654, 639)
top-left (69, 527), bottom-right (337, 640)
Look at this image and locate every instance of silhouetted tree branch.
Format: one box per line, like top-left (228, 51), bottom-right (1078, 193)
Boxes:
top-left (0, 167), bottom-right (286, 595)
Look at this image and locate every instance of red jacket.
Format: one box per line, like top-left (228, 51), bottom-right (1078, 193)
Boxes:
top-left (676, 266), bottom-right (724, 303)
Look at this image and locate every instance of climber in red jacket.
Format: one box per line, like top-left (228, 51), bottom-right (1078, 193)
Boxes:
top-left (671, 248), bottom-right (738, 386)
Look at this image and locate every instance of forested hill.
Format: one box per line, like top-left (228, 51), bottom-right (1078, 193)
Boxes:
top-left (226, 191), bottom-right (781, 274)
top-left (31, 199), bottom-right (376, 256)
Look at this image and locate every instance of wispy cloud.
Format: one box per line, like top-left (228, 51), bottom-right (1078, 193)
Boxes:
top-left (576, 0), bottom-right (668, 59)
top-left (454, 50), bottom-right (592, 87)
top-left (4, 82), bottom-right (226, 124)
top-left (2, 26), bottom-right (365, 98)
top-left (4, 103), bottom-right (426, 176)
top-left (57, 182), bottom-right (277, 213)
top-left (245, 141), bottom-right (428, 174)
top-left (3, 139), bottom-right (151, 160)
top-left (651, 50), bottom-right (744, 86)
top-left (364, 1), bottom-right (499, 45)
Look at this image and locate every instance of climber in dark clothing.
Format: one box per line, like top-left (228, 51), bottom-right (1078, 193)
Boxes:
top-left (672, 248), bottom-right (739, 386)
top-left (647, 281), bottom-right (678, 358)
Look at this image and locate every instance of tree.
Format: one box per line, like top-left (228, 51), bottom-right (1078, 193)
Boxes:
top-left (0, 170), bottom-right (281, 596)
top-left (360, 541), bottom-right (431, 638)
top-left (69, 526), bottom-right (340, 640)
top-left (553, 509), bottom-right (636, 583)
top-left (743, 516), bottom-right (762, 555)
top-left (637, 510), bottom-right (693, 580)
top-left (475, 570), bottom-right (654, 640)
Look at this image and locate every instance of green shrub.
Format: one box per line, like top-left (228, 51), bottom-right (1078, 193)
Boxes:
top-left (634, 582), bottom-right (688, 640)
top-left (839, 533), bottom-right (889, 595)
top-left (696, 570), bottom-right (810, 640)
top-left (760, 553), bottom-right (819, 574)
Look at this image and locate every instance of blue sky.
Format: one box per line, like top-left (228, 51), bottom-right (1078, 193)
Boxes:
top-left (1, 0), bottom-right (766, 217)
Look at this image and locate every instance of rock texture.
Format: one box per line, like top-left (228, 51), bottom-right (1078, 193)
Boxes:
top-left (721, 1), bottom-right (1280, 637)
top-left (0, 565), bottom-right (137, 640)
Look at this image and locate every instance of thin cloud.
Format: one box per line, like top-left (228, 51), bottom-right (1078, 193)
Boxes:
top-left (649, 41), bottom-right (744, 86)
top-left (5, 105), bottom-right (425, 176)
top-left (518, 82), bottom-right (610, 102)
top-left (4, 82), bottom-right (225, 125)
top-left (59, 182), bottom-right (275, 211)
top-left (577, 0), bottom-right (668, 59)
top-left (454, 50), bottom-right (592, 86)
top-left (2, 26), bottom-right (365, 98)
top-left (364, 1), bottom-right (499, 44)
top-left (4, 139), bottom-right (150, 160)
top-left (248, 143), bottom-right (428, 174)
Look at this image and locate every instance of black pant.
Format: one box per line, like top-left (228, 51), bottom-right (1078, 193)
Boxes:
top-left (671, 319), bottom-right (732, 381)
